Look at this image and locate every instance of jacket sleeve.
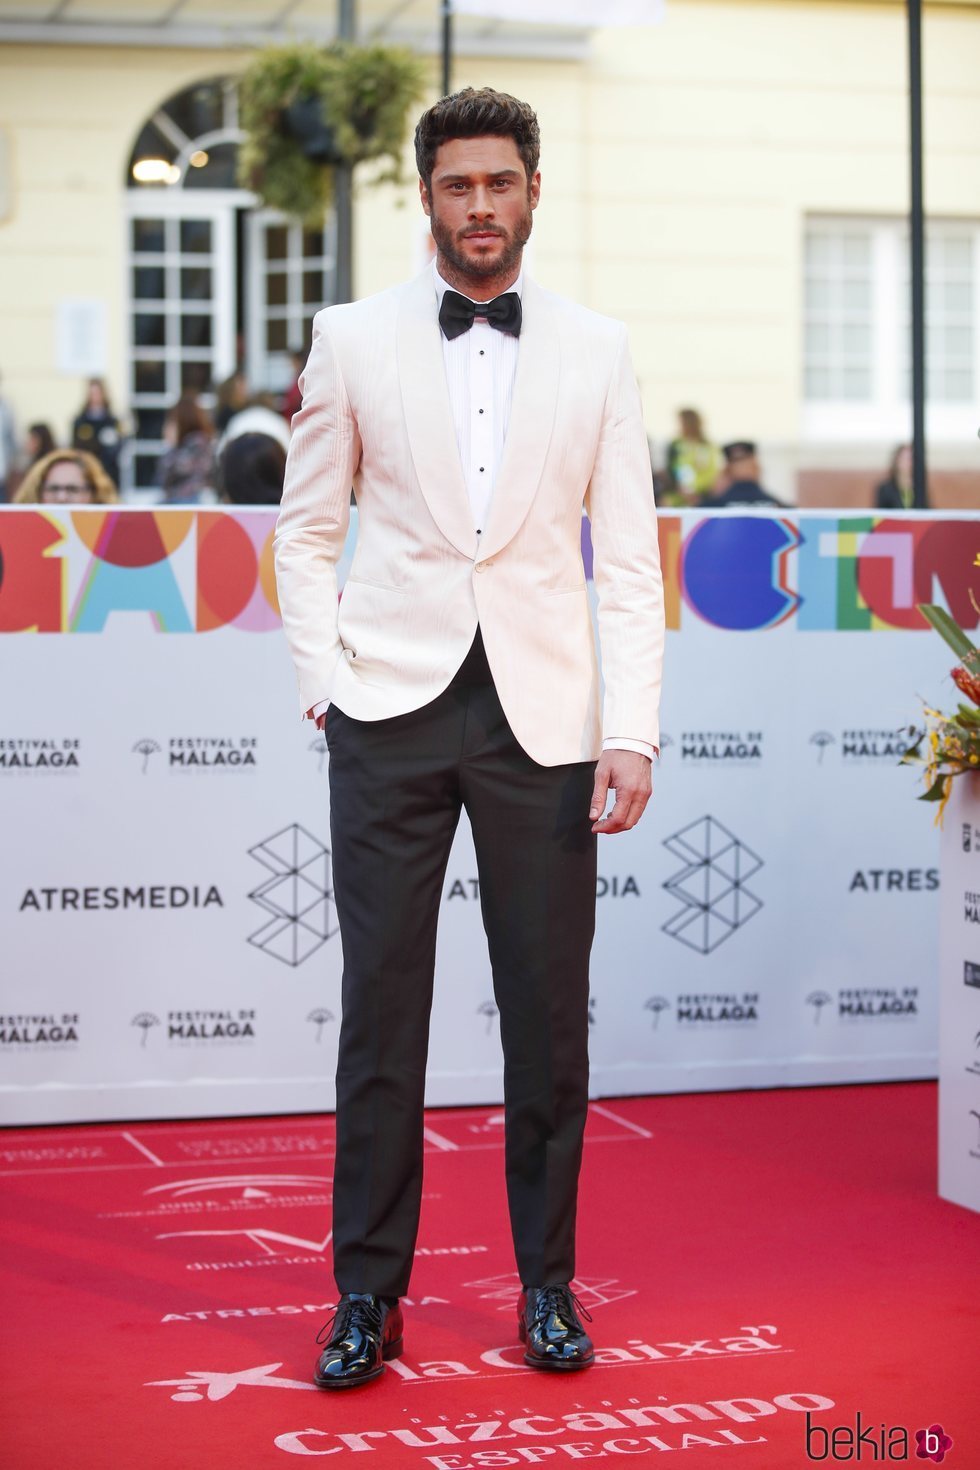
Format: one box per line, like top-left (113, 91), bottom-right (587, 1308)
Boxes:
top-left (273, 311), bottom-right (362, 717)
top-left (584, 327), bottom-right (666, 751)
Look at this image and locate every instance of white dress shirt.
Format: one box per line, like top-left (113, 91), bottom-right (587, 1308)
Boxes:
top-left (314, 262), bottom-right (653, 762)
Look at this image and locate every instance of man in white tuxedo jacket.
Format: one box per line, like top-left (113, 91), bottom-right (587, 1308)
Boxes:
top-left (274, 88), bottom-right (665, 1389)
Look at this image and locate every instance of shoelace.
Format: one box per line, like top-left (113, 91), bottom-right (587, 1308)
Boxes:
top-left (534, 1285), bottom-right (593, 1325)
top-left (316, 1295), bottom-right (384, 1346)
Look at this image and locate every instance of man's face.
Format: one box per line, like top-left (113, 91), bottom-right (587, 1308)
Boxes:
top-left (420, 135), bottom-right (540, 287)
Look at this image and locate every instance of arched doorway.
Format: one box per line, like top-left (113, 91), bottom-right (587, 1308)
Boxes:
top-left (124, 77), bottom-right (336, 495)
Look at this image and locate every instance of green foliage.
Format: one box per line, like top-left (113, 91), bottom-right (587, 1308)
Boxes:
top-left (238, 42), bottom-right (426, 223)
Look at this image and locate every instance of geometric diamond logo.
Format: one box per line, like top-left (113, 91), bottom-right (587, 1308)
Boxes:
top-left (247, 823), bottom-right (338, 967)
top-left (662, 814), bottom-right (763, 954)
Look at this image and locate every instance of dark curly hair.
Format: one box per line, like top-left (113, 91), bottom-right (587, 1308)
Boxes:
top-left (414, 87), bottom-right (540, 189)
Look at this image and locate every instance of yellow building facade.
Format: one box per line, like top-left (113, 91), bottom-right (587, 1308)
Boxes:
top-left (0, 0), bottom-right (978, 502)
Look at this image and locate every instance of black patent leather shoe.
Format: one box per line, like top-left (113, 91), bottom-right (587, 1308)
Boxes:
top-left (518, 1284), bottom-right (594, 1371)
top-left (313, 1293), bottom-right (404, 1389)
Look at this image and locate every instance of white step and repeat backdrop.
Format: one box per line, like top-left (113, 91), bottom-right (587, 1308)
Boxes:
top-left (1, 506), bottom-right (970, 1124)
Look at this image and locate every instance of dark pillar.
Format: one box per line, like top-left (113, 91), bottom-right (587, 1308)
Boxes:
top-left (335, 0), bottom-right (356, 304)
top-left (908, 0), bottom-right (928, 508)
top-left (441, 0), bottom-right (453, 98)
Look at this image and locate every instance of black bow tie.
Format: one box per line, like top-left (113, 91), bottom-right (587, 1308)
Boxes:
top-left (439, 289), bottom-right (522, 341)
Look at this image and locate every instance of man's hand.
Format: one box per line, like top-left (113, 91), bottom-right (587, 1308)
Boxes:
top-left (590, 750), bottom-right (652, 835)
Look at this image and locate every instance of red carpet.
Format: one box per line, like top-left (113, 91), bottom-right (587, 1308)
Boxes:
top-left (1, 1084), bottom-right (976, 1468)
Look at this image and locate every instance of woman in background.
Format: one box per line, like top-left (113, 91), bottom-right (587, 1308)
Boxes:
top-left (664, 408), bottom-right (723, 506)
top-left (158, 391), bottom-right (215, 504)
top-left (14, 447), bottom-right (118, 506)
top-left (72, 378), bottom-right (123, 485)
top-left (875, 443), bottom-right (928, 509)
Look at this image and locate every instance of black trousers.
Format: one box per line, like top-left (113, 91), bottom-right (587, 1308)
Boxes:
top-left (325, 630), bottom-right (598, 1297)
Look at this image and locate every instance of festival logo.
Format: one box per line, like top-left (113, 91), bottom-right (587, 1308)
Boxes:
top-left (247, 824), bottom-right (338, 966)
top-left (806, 987), bottom-right (919, 1023)
top-left (811, 728), bottom-right (908, 765)
top-left (477, 1000), bottom-right (498, 1035)
top-left (662, 816), bottom-right (763, 953)
top-left (965, 890), bottom-right (980, 923)
top-left (133, 735), bottom-right (258, 772)
top-left (677, 730), bottom-right (764, 764)
top-left (0, 737), bottom-right (81, 773)
top-left (132, 738), bottom-right (161, 774)
top-left (805, 991), bottom-right (833, 1025)
top-left (674, 991), bottom-right (760, 1026)
top-left (0, 1011), bottom-right (80, 1047)
top-left (133, 1008), bottom-right (257, 1046)
top-left (306, 1008), bottom-right (334, 1043)
top-left (644, 995), bottom-right (671, 1028)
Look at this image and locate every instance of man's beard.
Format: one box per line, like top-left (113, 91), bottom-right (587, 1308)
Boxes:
top-left (430, 198), bottom-right (533, 289)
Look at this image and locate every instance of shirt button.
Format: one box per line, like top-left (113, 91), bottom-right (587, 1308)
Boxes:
top-left (479, 408), bottom-right (484, 414)
top-left (479, 466), bottom-right (485, 473)
top-left (479, 350), bottom-right (485, 356)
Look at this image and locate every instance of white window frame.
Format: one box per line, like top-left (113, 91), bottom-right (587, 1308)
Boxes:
top-left (122, 188), bottom-right (241, 494)
top-left (802, 214), bottom-right (979, 445)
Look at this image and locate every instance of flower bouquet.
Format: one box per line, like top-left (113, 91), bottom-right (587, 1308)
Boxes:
top-left (903, 603), bottom-right (980, 820)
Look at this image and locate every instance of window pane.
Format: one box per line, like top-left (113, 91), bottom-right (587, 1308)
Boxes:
top-left (180, 219), bottom-right (212, 254)
top-left (266, 272), bottom-right (288, 307)
top-left (805, 235), bottom-right (831, 269)
top-left (181, 266), bottom-right (212, 301)
top-left (267, 318), bottom-right (288, 351)
top-left (941, 239), bottom-right (972, 271)
top-left (135, 407), bottom-right (167, 440)
top-left (134, 313), bottom-right (166, 348)
top-left (942, 369), bottom-right (973, 400)
top-left (132, 218), bottom-right (165, 253)
top-left (806, 322), bottom-right (831, 356)
top-left (266, 226), bottom-right (289, 261)
top-left (134, 452), bottom-right (162, 488)
top-left (303, 270), bottom-right (323, 306)
top-left (133, 265), bottom-right (165, 300)
top-left (805, 279), bottom-right (831, 310)
top-left (842, 280), bottom-right (870, 310)
top-left (944, 325), bottom-right (972, 359)
top-left (134, 359), bottom-right (167, 394)
top-left (181, 314), bottom-right (212, 348)
top-left (842, 367), bottom-right (871, 399)
top-left (184, 141), bottom-right (238, 191)
top-left (180, 360), bottom-right (211, 392)
top-left (842, 234), bottom-right (871, 268)
top-left (805, 366), bottom-right (831, 398)
top-left (842, 323), bottom-right (871, 356)
top-left (303, 226), bottom-right (325, 258)
top-left (944, 280), bottom-right (972, 313)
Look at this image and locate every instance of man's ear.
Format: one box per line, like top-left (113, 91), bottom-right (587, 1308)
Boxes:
top-left (529, 170), bottom-right (541, 211)
top-left (418, 177), bottom-right (432, 217)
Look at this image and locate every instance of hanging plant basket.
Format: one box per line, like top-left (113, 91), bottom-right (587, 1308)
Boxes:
top-left (238, 41), bottom-right (426, 223)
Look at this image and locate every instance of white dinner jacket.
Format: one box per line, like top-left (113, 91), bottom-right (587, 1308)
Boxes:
top-left (274, 267), bottom-right (665, 767)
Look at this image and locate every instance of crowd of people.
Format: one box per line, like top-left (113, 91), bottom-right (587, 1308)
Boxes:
top-left (654, 407), bottom-right (927, 510)
top-left (0, 371), bottom-right (927, 514)
top-left (0, 361), bottom-right (303, 508)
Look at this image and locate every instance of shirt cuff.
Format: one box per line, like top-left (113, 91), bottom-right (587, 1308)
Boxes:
top-left (311, 698), bottom-right (330, 721)
top-left (602, 737), bottom-right (656, 761)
